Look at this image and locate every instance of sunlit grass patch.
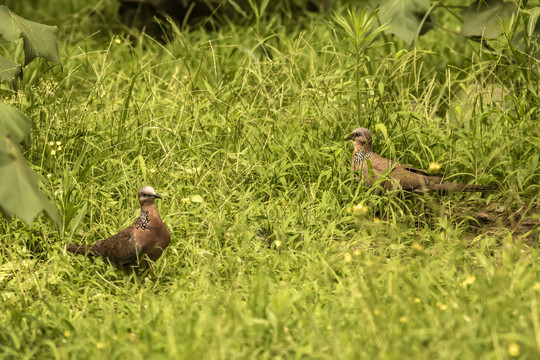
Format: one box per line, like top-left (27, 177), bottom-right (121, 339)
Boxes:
top-left (0, 0), bottom-right (539, 359)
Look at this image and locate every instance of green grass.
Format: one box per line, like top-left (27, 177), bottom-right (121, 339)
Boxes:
top-left (1, 0), bottom-right (539, 359)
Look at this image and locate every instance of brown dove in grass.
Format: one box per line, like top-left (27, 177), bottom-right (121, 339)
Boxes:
top-left (67, 186), bottom-right (171, 271)
top-left (345, 127), bottom-right (495, 193)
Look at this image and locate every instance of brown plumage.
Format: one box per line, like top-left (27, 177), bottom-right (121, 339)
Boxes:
top-left (67, 186), bottom-right (171, 271)
top-left (345, 127), bottom-right (496, 193)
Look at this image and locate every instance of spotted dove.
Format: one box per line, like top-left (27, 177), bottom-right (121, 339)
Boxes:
top-left (67, 186), bottom-right (171, 270)
top-left (345, 127), bottom-right (495, 193)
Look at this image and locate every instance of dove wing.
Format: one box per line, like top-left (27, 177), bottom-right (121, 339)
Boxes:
top-left (90, 226), bottom-right (139, 266)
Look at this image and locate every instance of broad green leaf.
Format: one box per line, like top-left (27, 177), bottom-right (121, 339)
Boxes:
top-left (0, 4), bottom-right (60, 65)
top-left (180, 165), bottom-right (202, 174)
top-left (375, 123), bottom-right (389, 141)
top-left (368, 0), bottom-right (434, 45)
top-left (181, 195), bottom-right (204, 203)
top-left (0, 136), bottom-right (59, 225)
top-left (0, 103), bottom-right (31, 143)
top-left (462, 0), bottom-right (518, 39)
top-left (0, 5), bottom-right (21, 42)
top-left (377, 81), bottom-right (385, 96)
top-left (525, 7), bottom-right (540, 37)
top-left (0, 56), bottom-right (22, 84)
top-left (259, 0), bottom-right (270, 18)
top-left (189, 195), bottom-right (204, 203)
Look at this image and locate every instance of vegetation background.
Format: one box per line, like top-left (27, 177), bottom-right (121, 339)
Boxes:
top-left (0, 0), bottom-right (538, 358)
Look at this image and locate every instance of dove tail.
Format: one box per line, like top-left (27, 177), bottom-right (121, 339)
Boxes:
top-left (430, 182), bottom-right (496, 192)
top-left (67, 245), bottom-right (90, 254)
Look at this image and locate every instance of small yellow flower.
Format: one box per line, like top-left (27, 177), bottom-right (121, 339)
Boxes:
top-left (414, 297), bottom-right (421, 303)
top-left (48, 141), bottom-right (54, 146)
top-left (149, 168), bottom-right (156, 173)
top-left (353, 249), bottom-right (362, 256)
top-left (46, 174), bottom-right (52, 178)
top-left (460, 275), bottom-right (476, 287)
top-left (57, 146), bottom-right (62, 151)
top-left (436, 302), bottom-right (448, 311)
top-left (373, 309), bottom-right (380, 315)
top-left (352, 203), bottom-right (368, 216)
top-left (275, 240), bottom-right (282, 248)
top-left (64, 330), bottom-right (71, 338)
top-left (344, 253), bottom-right (352, 263)
top-left (114, 37), bottom-right (122, 44)
top-left (412, 242), bottom-right (424, 251)
top-left (51, 150), bottom-right (56, 155)
top-left (508, 342), bottom-right (520, 357)
top-left (399, 316), bottom-right (407, 323)
top-left (428, 162), bottom-right (441, 171)
top-left (56, 141), bottom-right (61, 146)
top-left (96, 342), bottom-right (108, 349)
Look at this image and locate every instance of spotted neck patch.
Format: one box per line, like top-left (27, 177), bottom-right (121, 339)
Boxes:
top-left (134, 209), bottom-right (150, 230)
top-left (354, 149), bottom-right (372, 164)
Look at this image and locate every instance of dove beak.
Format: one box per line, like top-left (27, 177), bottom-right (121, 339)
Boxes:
top-left (154, 194), bottom-right (163, 199)
top-left (344, 134), bottom-right (354, 141)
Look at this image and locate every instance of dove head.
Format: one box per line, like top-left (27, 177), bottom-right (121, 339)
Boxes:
top-left (345, 127), bottom-right (372, 151)
top-left (138, 186), bottom-right (162, 206)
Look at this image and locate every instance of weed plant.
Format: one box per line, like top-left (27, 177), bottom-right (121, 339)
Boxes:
top-left (0, 0), bottom-right (538, 359)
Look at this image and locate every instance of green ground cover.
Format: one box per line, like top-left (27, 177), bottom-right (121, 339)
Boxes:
top-left (0, 0), bottom-right (538, 358)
